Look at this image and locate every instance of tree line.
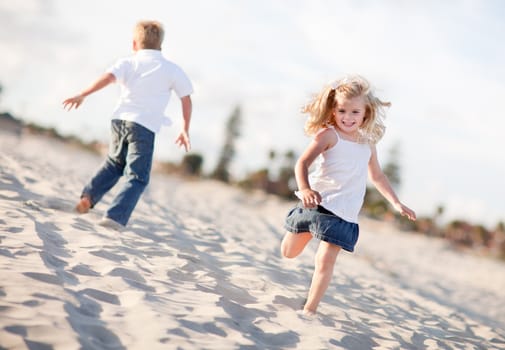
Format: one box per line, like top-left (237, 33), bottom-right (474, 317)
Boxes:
top-left (1, 85), bottom-right (504, 261)
top-left (171, 105), bottom-right (505, 261)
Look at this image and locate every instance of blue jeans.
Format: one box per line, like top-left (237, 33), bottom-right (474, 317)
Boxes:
top-left (82, 120), bottom-right (154, 225)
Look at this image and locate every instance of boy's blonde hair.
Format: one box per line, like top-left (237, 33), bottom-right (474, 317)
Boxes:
top-left (302, 75), bottom-right (390, 144)
top-left (134, 20), bottom-right (164, 50)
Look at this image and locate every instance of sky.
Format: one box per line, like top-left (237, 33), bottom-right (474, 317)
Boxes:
top-left (1, 0), bottom-right (504, 228)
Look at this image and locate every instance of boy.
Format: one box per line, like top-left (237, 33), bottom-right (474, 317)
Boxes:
top-left (63, 20), bottom-right (193, 229)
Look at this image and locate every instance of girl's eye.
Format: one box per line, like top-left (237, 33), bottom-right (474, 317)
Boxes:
top-left (338, 109), bottom-right (345, 113)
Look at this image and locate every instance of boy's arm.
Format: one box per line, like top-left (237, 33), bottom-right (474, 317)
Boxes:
top-left (62, 73), bottom-right (116, 111)
top-left (175, 95), bottom-right (192, 152)
top-left (368, 145), bottom-right (416, 220)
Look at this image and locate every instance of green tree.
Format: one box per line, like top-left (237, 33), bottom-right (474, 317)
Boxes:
top-left (383, 142), bottom-right (401, 190)
top-left (364, 142), bottom-right (402, 217)
top-left (267, 149), bottom-right (277, 178)
top-left (268, 149), bottom-right (276, 162)
top-left (279, 150), bottom-right (297, 188)
top-left (181, 153), bottom-right (204, 176)
top-left (212, 106), bottom-right (242, 182)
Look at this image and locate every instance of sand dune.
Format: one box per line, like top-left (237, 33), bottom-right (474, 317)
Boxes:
top-left (1, 131), bottom-right (504, 349)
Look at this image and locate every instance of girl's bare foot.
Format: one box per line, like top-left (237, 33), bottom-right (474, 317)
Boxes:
top-left (302, 309), bottom-right (317, 317)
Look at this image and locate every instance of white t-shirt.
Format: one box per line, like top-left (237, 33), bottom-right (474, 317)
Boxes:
top-left (107, 49), bottom-right (193, 133)
top-left (309, 128), bottom-right (371, 223)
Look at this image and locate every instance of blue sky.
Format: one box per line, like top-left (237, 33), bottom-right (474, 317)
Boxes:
top-left (1, 0), bottom-right (504, 227)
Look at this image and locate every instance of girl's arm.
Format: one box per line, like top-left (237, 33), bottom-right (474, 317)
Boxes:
top-left (62, 73), bottom-right (116, 111)
top-left (368, 145), bottom-right (416, 221)
top-left (295, 129), bottom-right (336, 208)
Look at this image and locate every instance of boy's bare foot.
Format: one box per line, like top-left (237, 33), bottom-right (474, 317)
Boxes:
top-left (75, 196), bottom-right (91, 213)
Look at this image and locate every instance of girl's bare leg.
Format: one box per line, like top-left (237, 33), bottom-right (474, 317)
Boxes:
top-left (303, 241), bottom-right (341, 314)
top-left (281, 232), bottom-right (313, 258)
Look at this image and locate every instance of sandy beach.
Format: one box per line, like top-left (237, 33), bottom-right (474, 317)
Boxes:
top-left (1, 130), bottom-right (504, 350)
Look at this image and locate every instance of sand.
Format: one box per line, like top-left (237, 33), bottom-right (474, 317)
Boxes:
top-left (1, 130), bottom-right (504, 350)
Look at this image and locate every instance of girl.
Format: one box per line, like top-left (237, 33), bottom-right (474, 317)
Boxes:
top-left (281, 75), bottom-right (416, 315)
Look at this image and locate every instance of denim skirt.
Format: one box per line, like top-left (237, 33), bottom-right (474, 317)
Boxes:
top-left (284, 204), bottom-right (359, 252)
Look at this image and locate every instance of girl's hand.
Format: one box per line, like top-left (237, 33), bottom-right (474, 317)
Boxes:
top-left (296, 188), bottom-right (322, 208)
top-left (394, 202), bottom-right (416, 221)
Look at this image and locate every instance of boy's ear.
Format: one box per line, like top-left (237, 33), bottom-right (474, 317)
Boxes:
top-left (132, 40), bottom-right (138, 51)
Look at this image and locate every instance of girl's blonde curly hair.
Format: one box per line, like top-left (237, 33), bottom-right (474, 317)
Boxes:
top-left (302, 75), bottom-right (390, 144)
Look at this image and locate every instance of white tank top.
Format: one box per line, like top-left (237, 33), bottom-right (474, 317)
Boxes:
top-left (309, 128), bottom-right (371, 223)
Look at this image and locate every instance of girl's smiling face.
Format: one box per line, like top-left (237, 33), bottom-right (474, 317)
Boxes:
top-left (333, 94), bottom-right (366, 141)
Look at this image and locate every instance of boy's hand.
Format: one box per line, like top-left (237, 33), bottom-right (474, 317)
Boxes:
top-left (394, 202), bottom-right (416, 221)
top-left (175, 130), bottom-right (191, 152)
top-left (62, 95), bottom-right (85, 111)
top-left (295, 188), bottom-right (321, 208)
